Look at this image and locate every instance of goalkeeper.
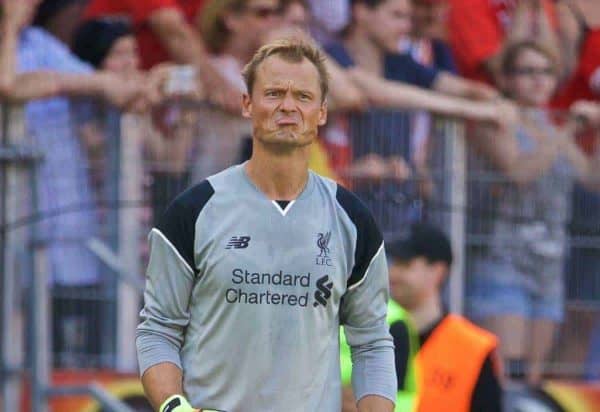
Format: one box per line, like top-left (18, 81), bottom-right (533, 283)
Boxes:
top-left (136, 37), bottom-right (396, 412)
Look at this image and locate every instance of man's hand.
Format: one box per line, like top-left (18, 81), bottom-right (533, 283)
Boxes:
top-left (466, 82), bottom-right (500, 101)
top-left (159, 394), bottom-right (200, 412)
top-left (356, 394), bottom-right (395, 412)
top-left (485, 98), bottom-right (519, 130)
top-left (197, 60), bottom-right (242, 114)
top-left (99, 72), bottom-right (150, 112)
top-left (571, 100), bottom-right (600, 127)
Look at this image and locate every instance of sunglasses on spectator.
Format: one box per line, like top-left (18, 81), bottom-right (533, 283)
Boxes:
top-left (245, 6), bottom-right (282, 18)
top-left (510, 67), bottom-right (555, 77)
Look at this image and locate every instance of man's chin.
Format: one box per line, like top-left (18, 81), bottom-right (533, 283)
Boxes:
top-left (258, 132), bottom-right (313, 148)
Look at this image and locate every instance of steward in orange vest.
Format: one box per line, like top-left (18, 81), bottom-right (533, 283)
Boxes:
top-left (387, 223), bottom-right (503, 412)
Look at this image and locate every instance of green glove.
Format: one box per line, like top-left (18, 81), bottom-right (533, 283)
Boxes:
top-left (160, 395), bottom-right (198, 412)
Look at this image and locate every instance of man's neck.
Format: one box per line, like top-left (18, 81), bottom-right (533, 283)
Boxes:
top-left (409, 298), bottom-right (443, 333)
top-left (245, 143), bottom-right (311, 201)
top-left (344, 30), bottom-right (384, 75)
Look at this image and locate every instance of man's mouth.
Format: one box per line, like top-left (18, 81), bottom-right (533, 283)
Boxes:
top-left (275, 118), bottom-right (299, 126)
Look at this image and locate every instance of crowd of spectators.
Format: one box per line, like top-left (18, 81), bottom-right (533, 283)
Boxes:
top-left (2, 0), bottom-right (600, 386)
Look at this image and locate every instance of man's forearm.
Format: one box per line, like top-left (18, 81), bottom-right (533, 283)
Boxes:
top-left (357, 395), bottom-right (395, 412)
top-left (149, 9), bottom-right (210, 67)
top-left (141, 362), bottom-right (185, 411)
top-left (52, 71), bottom-right (110, 97)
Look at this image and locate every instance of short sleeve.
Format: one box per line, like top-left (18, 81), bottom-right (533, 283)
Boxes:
top-left (325, 42), bottom-right (355, 69)
top-left (432, 39), bottom-right (458, 74)
top-left (385, 54), bottom-right (439, 89)
top-left (18, 28), bottom-right (93, 74)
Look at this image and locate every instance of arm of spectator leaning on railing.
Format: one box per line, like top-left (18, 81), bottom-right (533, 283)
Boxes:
top-left (0, 0), bottom-right (62, 102)
top-left (0, 6), bottom-right (145, 108)
top-left (559, 101), bottom-right (600, 190)
top-left (467, 115), bottom-right (562, 185)
top-left (325, 56), bottom-right (366, 112)
top-left (147, 7), bottom-right (240, 113)
top-left (345, 67), bottom-right (516, 124)
top-left (432, 71), bottom-right (499, 101)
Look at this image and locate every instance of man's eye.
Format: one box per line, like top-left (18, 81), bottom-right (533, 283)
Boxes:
top-left (299, 94), bottom-right (311, 101)
top-left (266, 91), bottom-right (280, 97)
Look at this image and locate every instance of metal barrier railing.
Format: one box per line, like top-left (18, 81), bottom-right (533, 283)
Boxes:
top-left (0, 102), bottom-right (138, 412)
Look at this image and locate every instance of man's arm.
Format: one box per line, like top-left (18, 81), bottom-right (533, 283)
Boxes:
top-left (357, 396), bottom-right (395, 412)
top-left (337, 186), bottom-right (396, 412)
top-left (147, 8), bottom-right (240, 112)
top-left (346, 68), bottom-right (513, 124)
top-left (142, 362), bottom-right (186, 411)
top-left (325, 57), bottom-right (366, 111)
top-left (432, 72), bottom-right (499, 100)
top-left (137, 203), bottom-right (197, 410)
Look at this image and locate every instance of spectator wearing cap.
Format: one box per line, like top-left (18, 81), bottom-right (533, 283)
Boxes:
top-left (386, 223), bottom-right (503, 412)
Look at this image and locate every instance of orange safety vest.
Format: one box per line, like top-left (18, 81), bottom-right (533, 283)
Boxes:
top-left (415, 315), bottom-right (499, 412)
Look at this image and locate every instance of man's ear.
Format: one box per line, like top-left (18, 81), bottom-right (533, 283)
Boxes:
top-left (432, 262), bottom-right (448, 289)
top-left (242, 93), bottom-right (252, 118)
top-left (318, 99), bottom-right (328, 126)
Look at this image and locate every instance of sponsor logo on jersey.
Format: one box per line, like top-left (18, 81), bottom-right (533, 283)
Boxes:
top-left (316, 231), bottom-right (333, 266)
top-left (313, 275), bottom-right (334, 307)
top-left (226, 236), bottom-right (251, 249)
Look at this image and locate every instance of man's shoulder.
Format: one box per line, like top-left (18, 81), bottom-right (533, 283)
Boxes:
top-left (169, 179), bottom-right (215, 211)
top-left (334, 183), bottom-right (378, 227)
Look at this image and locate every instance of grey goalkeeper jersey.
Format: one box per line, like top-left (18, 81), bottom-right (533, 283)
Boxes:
top-left (136, 164), bottom-right (396, 412)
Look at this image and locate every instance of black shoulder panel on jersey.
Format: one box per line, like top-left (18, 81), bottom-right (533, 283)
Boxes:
top-left (155, 180), bottom-right (215, 273)
top-left (336, 184), bottom-right (383, 288)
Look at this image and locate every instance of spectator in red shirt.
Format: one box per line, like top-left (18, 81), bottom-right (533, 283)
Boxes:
top-left (446, 0), bottom-right (559, 84)
top-left (553, 29), bottom-right (600, 108)
top-left (85, 0), bottom-right (241, 112)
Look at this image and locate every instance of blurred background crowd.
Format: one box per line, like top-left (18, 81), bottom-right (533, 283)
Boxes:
top-left (2, 0), bottom-right (600, 405)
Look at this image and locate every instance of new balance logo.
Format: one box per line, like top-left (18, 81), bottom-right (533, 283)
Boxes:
top-left (313, 275), bottom-right (333, 307)
top-left (226, 236), bottom-right (251, 249)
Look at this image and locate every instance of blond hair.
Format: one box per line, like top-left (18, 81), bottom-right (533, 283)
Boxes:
top-left (242, 37), bottom-right (329, 101)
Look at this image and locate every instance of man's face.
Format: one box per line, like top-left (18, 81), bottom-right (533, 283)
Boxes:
top-left (359, 0), bottom-right (412, 52)
top-left (102, 35), bottom-right (140, 75)
top-left (242, 55), bottom-right (327, 150)
top-left (388, 257), bottom-right (440, 310)
top-left (228, 0), bottom-right (282, 51)
top-left (412, 0), bottom-right (448, 38)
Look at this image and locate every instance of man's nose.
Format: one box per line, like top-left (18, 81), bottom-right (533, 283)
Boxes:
top-left (280, 91), bottom-right (297, 111)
